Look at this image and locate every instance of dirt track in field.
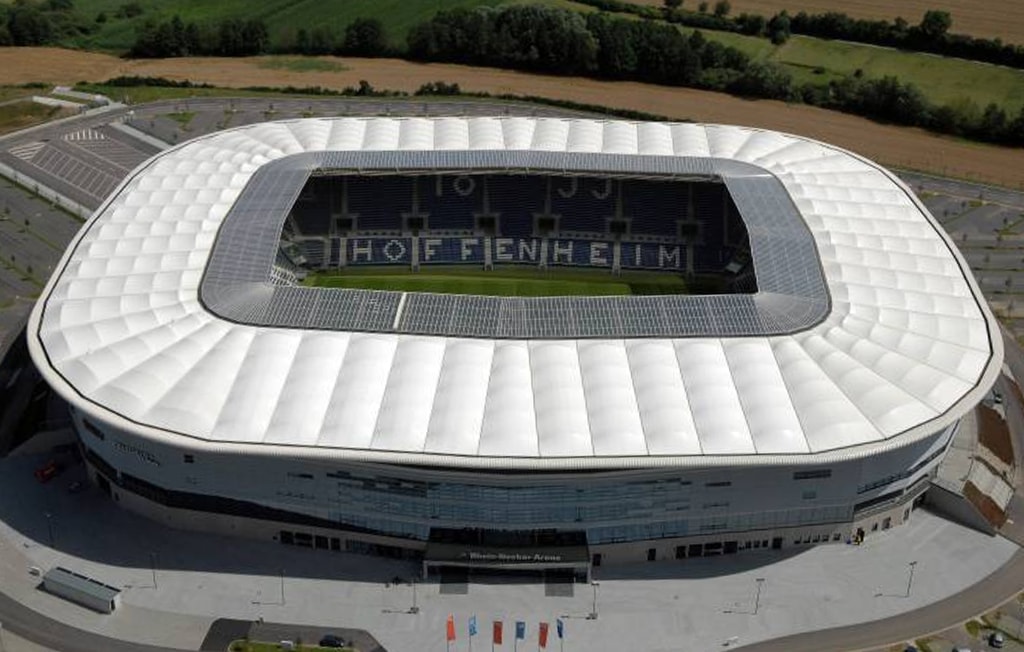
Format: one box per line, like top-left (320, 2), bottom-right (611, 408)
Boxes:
top-left (3, 48), bottom-right (1023, 188)
top-left (628, 0), bottom-right (1024, 44)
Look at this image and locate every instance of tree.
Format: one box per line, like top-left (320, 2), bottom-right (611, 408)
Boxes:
top-left (698, 1), bottom-right (708, 12)
top-left (918, 9), bottom-right (952, 41)
top-left (241, 19), bottom-right (269, 54)
top-left (116, 1), bottom-right (143, 19)
top-left (978, 103), bottom-right (1007, 140)
top-left (728, 62), bottom-right (793, 100)
top-left (767, 11), bottom-right (791, 44)
top-left (7, 5), bottom-right (54, 45)
top-left (587, 14), bottom-right (637, 78)
top-left (342, 17), bottom-right (386, 56)
top-left (713, 0), bottom-right (730, 18)
top-left (736, 13), bottom-right (765, 36)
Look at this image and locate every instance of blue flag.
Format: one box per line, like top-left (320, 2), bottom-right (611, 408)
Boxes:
top-left (469, 615), bottom-right (478, 637)
top-left (515, 621), bottom-right (526, 640)
top-left (556, 618), bottom-right (564, 639)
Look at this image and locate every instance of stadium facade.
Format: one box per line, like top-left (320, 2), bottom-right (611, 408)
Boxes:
top-left (29, 117), bottom-right (1002, 571)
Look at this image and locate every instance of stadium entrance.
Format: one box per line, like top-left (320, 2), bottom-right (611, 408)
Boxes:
top-left (423, 528), bottom-right (591, 582)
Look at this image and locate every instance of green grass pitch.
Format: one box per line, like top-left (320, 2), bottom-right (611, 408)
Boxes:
top-left (303, 266), bottom-right (691, 297)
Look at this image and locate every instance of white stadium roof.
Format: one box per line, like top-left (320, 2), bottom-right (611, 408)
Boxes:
top-left (29, 117), bottom-right (1003, 470)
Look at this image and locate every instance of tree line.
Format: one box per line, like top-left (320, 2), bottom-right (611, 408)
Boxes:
top-left (0, 0), bottom-right (87, 46)
top-left (122, 5), bottom-right (1024, 147)
top-left (787, 9), bottom-right (1024, 69)
top-left (129, 16), bottom-right (268, 57)
top-left (404, 5), bottom-right (1024, 147)
top-left (129, 15), bottom-right (391, 58)
top-left (578, 0), bottom-right (1024, 69)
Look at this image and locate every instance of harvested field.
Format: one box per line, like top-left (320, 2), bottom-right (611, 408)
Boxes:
top-left (3, 48), bottom-right (1023, 187)
top-left (0, 47), bottom-right (128, 85)
top-left (977, 405), bottom-right (1014, 466)
top-left (627, 0), bottom-right (1024, 44)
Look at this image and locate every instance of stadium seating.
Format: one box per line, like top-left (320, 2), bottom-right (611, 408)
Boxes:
top-left (285, 173), bottom-right (745, 273)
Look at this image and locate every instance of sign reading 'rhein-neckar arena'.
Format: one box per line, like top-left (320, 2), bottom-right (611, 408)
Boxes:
top-left (334, 236), bottom-right (688, 270)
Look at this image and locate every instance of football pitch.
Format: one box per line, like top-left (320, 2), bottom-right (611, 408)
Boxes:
top-left (303, 266), bottom-right (692, 297)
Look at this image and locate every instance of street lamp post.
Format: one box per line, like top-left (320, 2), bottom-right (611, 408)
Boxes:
top-left (44, 512), bottom-right (54, 547)
top-left (409, 576), bottom-right (419, 614)
top-left (150, 552), bottom-right (158, 589)
top-left (905, 561), bottom-right (918, 598)
top-left (280, 568), bottom-right (286, 605)
top-left (753, 578), bottom-right (765, 615)
top-left (0, 619), bottom-right (6, 652)
top-left (589, 581), bottom-right (600, 619)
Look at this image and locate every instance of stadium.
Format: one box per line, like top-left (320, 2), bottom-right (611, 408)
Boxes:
top-left (28, 116), bottom-right (1002, 574)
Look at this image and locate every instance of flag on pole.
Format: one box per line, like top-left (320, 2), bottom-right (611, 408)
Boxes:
top-left (556, 618), bottom-right (564, 639)
top-left (515, 621), bottom-right (526, 640)
top-left (447, 614), bottom-right (456, 642)
top-left (469, 615), bottom-right (478, 637)
top-left (539, 622), bottom-right (549, 648)
top-left (493, 620), bottom-right (503, 644)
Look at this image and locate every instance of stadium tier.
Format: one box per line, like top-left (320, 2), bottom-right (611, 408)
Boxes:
top-left (29, 117), bottom-right (1001, 570)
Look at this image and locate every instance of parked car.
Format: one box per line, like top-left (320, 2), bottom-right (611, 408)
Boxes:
top-left (34, 461), bottom-right (63, 483)
top-left (319, 634), bottom-right (345, 648)
top-left (989, 631), bottom-right (1005, 648)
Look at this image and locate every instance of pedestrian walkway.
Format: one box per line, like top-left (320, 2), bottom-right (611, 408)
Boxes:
top-left (0, 451), bottom-right (1017, 652)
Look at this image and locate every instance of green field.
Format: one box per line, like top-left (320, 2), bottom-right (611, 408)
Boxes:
top-left (0, 101), bottom-right (69, 135)
top-left (677, 29), bottom-right (1024, 111)
top-left (304, 266), bottom-right (694, 297)
top-left (59, 0), bottom-right (503, 51)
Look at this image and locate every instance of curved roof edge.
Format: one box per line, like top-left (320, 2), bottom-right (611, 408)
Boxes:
top-left (27, 117), bottom-right (1004, 469)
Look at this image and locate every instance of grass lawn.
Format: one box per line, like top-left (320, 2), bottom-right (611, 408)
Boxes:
top-left (165, 111), bottom-right (195, 128)
top-left (304, 266), bottom-right (691, 297)
top-left (771, 35), bottom-right (1024, 111)
top-left (0, 86), bottom-right (47, 103)
top-left (669, 25), bottom-right (1024, 111)
top-left (0, 101), bottom-right (72, 136)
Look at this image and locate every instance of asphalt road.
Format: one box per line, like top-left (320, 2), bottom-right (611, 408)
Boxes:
top-left (739, 546), bottom-right (1024, 652)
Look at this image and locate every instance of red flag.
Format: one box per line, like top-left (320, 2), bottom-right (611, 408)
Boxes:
top-left (539, 622), bottom-right (549, 648)
top-left (493, 620), bottom-right (503, 644)
top-left (447, 614), bottom-right (456, 642)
